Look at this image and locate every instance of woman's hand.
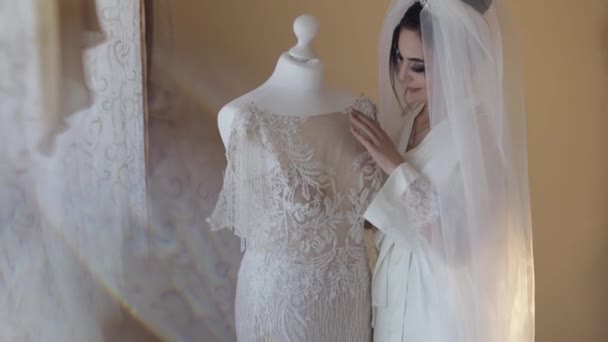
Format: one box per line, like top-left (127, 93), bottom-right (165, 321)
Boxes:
top-left (349, 109), bottom-right (404, 175)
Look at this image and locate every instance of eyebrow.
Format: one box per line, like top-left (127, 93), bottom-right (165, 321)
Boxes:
top-left (407, 57), bottom-right (424, 63)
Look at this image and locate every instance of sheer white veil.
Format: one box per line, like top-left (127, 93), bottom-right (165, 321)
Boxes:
top-left (378, 0), bottom-right (535, 340)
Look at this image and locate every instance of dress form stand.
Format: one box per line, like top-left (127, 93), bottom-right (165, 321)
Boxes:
top-left (217, 14), bottom-right (358, 148)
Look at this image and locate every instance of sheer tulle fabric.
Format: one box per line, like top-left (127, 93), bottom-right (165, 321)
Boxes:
top-left (375, 0), bottom-right (535, 341)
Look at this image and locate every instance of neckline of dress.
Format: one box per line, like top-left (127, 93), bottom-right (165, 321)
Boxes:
top-left (242, 93), bottom-right (370, 119)
top-left (401, 104), bottom-right (426, 154)
top-left (403, 106), bottom-right (449, 157)
top-left (404, 132), bottom-right (429, 156)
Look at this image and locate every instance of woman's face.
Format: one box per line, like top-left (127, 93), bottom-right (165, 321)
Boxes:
top-left (396, 28), bottom-right (427, 106)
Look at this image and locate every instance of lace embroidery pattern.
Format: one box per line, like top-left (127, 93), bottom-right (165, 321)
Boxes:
top-left (208, 95), bottom-right (383, 341)
top-left (401, 177), bottom-right (439, 227)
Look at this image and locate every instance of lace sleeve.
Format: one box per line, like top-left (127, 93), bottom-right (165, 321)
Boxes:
top-left (363, 162), bottom-right (440, 251)
top-left (206, 167), bottom-right (233, 231)
top-left (206, 109), bottom-right (263, 251)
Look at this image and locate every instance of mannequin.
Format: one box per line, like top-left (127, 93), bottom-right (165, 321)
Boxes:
top-left (208, 14), bottom-right (383, 342)
top-left (217, 14), bottom-right (359, 147)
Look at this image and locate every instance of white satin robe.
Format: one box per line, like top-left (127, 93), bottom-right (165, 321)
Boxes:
top-left (364, 111), bottom-right (460, 342)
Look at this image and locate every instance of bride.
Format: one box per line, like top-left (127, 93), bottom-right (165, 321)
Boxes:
top-left (350, 0), bottom-right (535, 341)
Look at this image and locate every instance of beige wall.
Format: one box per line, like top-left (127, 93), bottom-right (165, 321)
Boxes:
top-left (165, 0), bottom-right (608, 341)
top-left (510, 1), bottom-right (608, 341)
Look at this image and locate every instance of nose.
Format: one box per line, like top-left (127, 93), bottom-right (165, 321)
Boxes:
top-left (397, 62), bottom-right (411, 85)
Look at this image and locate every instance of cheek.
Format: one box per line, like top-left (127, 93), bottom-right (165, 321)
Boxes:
top-left (412, 73), bottom-right (427, 87)
top-left (421, 88), bottom-right (429, 101)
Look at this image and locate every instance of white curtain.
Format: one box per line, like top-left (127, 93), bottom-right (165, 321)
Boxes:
top-left (0, 0), bottom-right (148, 340)
top-left (1, 0), bottom-right (241, 340)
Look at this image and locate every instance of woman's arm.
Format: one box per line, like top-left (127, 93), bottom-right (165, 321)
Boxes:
top-left (364, 161), bottom-right (440, 250)
top-left (349, 109), bottom-right (464, 254)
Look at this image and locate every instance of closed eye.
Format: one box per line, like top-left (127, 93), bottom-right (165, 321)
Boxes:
top-left (411, 63), bottom-right (425, 73)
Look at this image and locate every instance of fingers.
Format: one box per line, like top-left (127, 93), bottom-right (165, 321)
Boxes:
top-left (350, 109), bottom-right (382, 130)
top-left (350, 110), bottom-right (389, 141)
top-left (349, 111), bottom-right (381, 145)
top-left (350, 109), bottom-right (378, 127)
top-left (350, 126), bottom-right (377, 153)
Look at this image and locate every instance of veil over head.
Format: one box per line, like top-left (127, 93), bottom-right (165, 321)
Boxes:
top-left (377, 0), bottom-right (535, 341)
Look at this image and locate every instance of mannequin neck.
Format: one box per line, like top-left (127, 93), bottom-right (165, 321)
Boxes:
top-left (242, 52), bottom-right (357, 117)
top-left (266, 52), bottom-right (327, 93)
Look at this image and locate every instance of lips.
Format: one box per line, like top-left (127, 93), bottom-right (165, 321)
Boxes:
top-left (404, 88), bottom-right (421, 97)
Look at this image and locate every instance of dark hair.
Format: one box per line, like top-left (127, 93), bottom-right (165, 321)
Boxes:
top-left (387, 0), bottom-right (493, 110)
top-left (389, 2), bottom-right (424, 111)
top-left (389, 2), bottom-right (423, 78)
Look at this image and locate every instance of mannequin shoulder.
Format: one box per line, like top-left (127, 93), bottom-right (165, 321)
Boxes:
top-left (218, 90), bottom-right (263, 123)
top-left (217, 100), bottom-right (245, 148)
top-left (218, 100), bottom-right (244, 123)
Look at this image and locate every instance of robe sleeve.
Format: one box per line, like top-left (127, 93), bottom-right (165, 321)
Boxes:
top-left (364, 160), bottom-right (467, 257)
top-left (364, 162), bottom-right (439, 251)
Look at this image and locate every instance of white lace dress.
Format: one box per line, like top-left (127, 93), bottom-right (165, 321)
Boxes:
top-left (208, 96), bottom-right (384, 342)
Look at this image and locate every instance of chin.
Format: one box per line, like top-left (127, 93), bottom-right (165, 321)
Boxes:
top-left (404, 95), bottom-right (425, 108)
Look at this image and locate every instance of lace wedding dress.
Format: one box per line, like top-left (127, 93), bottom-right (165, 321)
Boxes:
top-left (208, 95), bottom-right (384, 342)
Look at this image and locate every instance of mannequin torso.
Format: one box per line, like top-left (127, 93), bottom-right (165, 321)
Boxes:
top-left (217, 15), bottom-right (358, 148)
top-left (209, 15), bottom-right (382, 342)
